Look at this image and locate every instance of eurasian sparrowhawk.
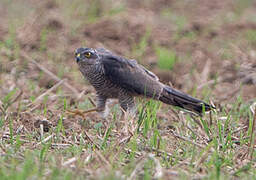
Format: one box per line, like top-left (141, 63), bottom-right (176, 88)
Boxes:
top-left (75, 47), bottom-right (213, 115)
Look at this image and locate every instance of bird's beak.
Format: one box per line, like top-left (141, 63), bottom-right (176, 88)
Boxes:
top-left (76, 53), bottom-right (81, 62)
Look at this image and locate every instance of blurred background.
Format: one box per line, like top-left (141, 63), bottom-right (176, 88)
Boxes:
top-left (1, 0), bottom-right (256, 179)
top-left (0, 0), bottom-right (255, 104)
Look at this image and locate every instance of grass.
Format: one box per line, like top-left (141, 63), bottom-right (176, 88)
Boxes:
top-left (1, 88), bottom-right (256, 179)
top-left (155, 47), bottom-right (177, 70)
top-left (233, 0), bottom-right (253, 16)
top-left (0, 0), bottom-right (256, 179)
top-left (39, 28), bottom-right (49, 52)
top-left (245, 29), bottom-right (256, 47)
top-left (131, 29), bottom-right (151, 61)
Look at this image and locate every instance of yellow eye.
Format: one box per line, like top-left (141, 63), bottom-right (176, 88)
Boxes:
top-left (84, 52), bottom-right (91, 58)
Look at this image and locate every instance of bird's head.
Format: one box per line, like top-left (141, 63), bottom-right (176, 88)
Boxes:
top-left (75, 47), bottom-right (99, 65)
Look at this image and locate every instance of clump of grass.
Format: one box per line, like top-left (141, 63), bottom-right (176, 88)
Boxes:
top-left (161, 9), bottom-right (187, 31)
top-left (2, 88), bottom-right (18, 110)
top-left (245, 29), bottom-right (256, 47)
top-left (155, 47), bottom-right (177, 70)
top-left (39, 28), bottom-right (49, 52)
top-left (2, 0), bottom-right (256, 179)
top-left (131, 29), bottom-right (151, 60)
top-left (234, 0), bottom-right (253, 16)
top-left (4, 24), bottom-right (20, 60)
top-left (108, 5), bottom-right (125, 16)
top-left (86, 0), bottom-right (103, 23)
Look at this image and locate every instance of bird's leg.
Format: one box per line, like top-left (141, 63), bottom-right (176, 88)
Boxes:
top-left (119, 94), bottom-right (136, 135)
top-left (95, 95), bottom-right (109, 129)
top-left (95, 95), bottom-right (108, 118)
top-left (66, 107), bottom-right (99, 118)
top-left (66, 95), bottom-right (107, 118)
top-left (119, 93), bottom-right (135, 113)
top-left (67, 108), bottom-right (98, 116)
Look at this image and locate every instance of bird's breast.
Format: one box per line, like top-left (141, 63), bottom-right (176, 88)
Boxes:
top-left (79, 65), bottom-right (120, 98)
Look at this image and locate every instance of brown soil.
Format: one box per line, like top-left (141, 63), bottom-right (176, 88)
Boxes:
top-left (0, 0), bottom-right (255, 178)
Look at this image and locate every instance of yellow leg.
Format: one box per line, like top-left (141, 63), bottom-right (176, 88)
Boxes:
top-left (66, 108), bottom-right (98, 118)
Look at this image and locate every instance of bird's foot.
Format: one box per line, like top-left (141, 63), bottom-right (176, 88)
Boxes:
top-left (66, 108), bottom-right (98, 118)
top-left (119, 110), bottom-right (136, 136)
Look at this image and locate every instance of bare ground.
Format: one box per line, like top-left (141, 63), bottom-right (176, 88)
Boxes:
top-left (0, 0), bottom-right (256, 179)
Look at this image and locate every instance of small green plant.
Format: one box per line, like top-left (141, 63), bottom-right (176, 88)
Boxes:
top-left (155, 47), bottom-right (177, 70)
top-left (245, 29), bottom-right (256, 47)
top-left (101, 124), bottom-right (113, 149)
top-left (39, 28), bottom-right (48, 52)
top-left (161, 9), bottom-right (187, 30)
top-left (0, 116), bottom-right (4, 129)
top-left (86, 0), bottom-right (102, 23)
top-left (5, 24), bottom-right (16, 48)
top-left (108, 5), bottom-right (125, 16)
top-left (56, 114), bottom-right (65, 139)
top-left (1, 0), bottom-right (256, 179)
top-left (131, 29), bottom-right (151, 60)
top-left (39, 143), bottom-right (50, 163)
top-left (2, 88), bottom-right (17, 110)
top-left (234, 0), bottom-right (253, 16)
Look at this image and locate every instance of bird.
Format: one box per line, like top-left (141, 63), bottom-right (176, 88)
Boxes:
top-left (74, 47), bottom-right (213, 116)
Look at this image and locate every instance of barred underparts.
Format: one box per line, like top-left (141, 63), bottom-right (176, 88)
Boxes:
top-left (75, 47), bottom-right (213, 115)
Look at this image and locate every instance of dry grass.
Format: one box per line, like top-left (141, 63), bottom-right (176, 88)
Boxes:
top-left (0, 0), bottom-right (256, 179)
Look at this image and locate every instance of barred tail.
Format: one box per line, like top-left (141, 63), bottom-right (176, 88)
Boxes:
top-left (159, 86), bottom-right (213, 114)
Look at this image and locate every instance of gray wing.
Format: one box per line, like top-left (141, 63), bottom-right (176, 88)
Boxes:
top-left (139, 64), bottom-right (159, 81)
top-left (96, 48), bottom-right (113, 56)
top-left (129, 59), bottom-right (159, 81)
top-left (101, 55), bottom-right (162, 97)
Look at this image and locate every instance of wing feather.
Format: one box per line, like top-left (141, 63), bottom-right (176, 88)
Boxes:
top-left (101, 55), bottom-right (161, 97)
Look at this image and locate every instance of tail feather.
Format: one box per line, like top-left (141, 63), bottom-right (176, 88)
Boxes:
top-left (159, 86), bottom-right (213, 114)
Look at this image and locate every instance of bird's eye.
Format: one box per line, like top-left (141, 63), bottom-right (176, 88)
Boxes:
top-left (84, 52), bottom-right (91, 58)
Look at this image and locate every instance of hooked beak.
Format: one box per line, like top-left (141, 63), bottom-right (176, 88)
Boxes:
top-left (76, 53), bottom-right (81, 62)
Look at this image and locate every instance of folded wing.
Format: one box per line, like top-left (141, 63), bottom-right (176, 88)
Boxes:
top-left (101, 55), bottom-right (162, 97)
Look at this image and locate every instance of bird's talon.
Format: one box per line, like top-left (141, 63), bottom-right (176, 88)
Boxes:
top-left (66, 109), bottom-right (86, 118)
top-left (66, 108), bottom-right (98, 118)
